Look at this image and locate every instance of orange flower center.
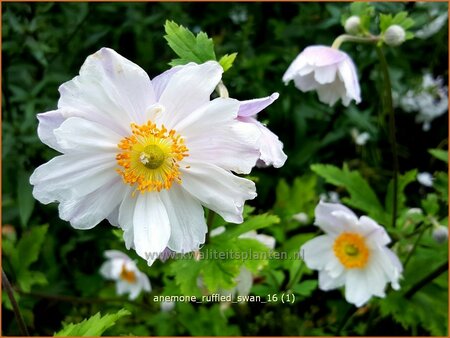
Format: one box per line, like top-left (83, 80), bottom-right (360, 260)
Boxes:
top-left (120, 264), bottom-right (137, 283)
top-left (116, 121), bottom-right (189, 193)
top-left (333, 232), bottom-right (369, 269)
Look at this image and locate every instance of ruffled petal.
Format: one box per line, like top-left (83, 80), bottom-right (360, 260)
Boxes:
top-left (37, 109), bottom-right (66, 152)
top-left (159, 184), bottom-right (207, 253)
top-left (117, 188), bottom-right (137, 250)
top-left (314, 65), bottom-right (338, 84)
top-left (318, 269), bottom-right (346, 291)
top-left (151, 66), bottom-right (183, 100)
top-left (30, 153), bottom-right (116, 204)
top-left (158, 61), bottom-right (223, 129)
top-left (180, 161), bottom-right (256, 223)
top-left (179, 98), bottom-right (260, 174)
top-left (54, 117), bottom-right (122, 153)
top-left (345, 269), bottom-right (373, 307)
top-left (338, 58), bottom-right (361, 105)
top-left (237, 93), bottom-right (279, 117)
top-left (133, 193), bottom-right (171, 265)
top-left (58, 177), bottom-right (127, 229)
top-left (58, 48), bottom-right (155, 135)
top-left (301, 235), bottom-right (335, 270)
top-left (314, 201), bottom-right (358, 235)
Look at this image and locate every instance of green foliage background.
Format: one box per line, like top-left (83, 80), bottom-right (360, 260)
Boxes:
top-left (2, 2), bottom-right (448, 336)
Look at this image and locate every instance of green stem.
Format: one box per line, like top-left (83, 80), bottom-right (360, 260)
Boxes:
top-left (402, 224), bottom-right (427, 268)
top-left (285, 260), bottom-right (304, 291)
top-left (2, 269), bottom-right (29, 336)
top-left (331, 34), bottom-right (379, 49)
top-left (335, 304), bottom-right (356, 335)
top-left (376, 46), bottom-right (399, 229)
top-left (404, 261), bottom-right (448, 299)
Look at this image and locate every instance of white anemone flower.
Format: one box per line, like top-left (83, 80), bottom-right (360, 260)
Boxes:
top-left (283, 46), bottom-right (361, 107)
top-left (30, 48), bottom-right (264, 265)
top-left (417, 172), bottom-right (434, 187)
top-left (237, 93), bottom-right (288, 168)
top-left (100, 250), bottom-right (151, 300)
top-left (301, 202), bottom-right (403, 307)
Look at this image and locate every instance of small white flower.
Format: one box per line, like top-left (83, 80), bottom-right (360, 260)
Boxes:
top-left (283, 46), bottom-right (361, 107)
top-left (417, 172), bottom-right (434, 187)
top-left (384, 25), bottom-right (406, 46)
top-left (301, 202), bottom-right (403, 307)
top-left (100, 250), bottom-right (151, 300)
top-left (292, 212), bottom-right (309, 224)
top-left (432, 225), bottom-right (448, 244)
top-left (416, 13), bottom-right (448, 39)
top-left (30, 48), bottom-right (267, 265)
top-left (320, 191), bottom-right (340, 203)
top-left (351, 128), bottom-right (370, 146)
top-left (160, 301), bottom-right (175, 312)
top-left (344, 16), bottom-right (361, 35)
top-left (237, 93), bottom-right (287, 168)
top-left (406, 208), bottom-right (423, 216)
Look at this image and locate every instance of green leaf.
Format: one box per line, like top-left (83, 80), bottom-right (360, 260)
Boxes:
top-left (164, 20), bottom-right (216, 66)
top-left (218, 53), bottom-right (237, 72)
top-left (311, 164), bottom-right (386, 224)
top-left (11, 224), bottom-right (48, 273)
top-left (292, 280), bottom-right (318, 297)
top-left (215, 213), bottom-right (279, 241)
top-left (379, 11), bottom-right (415, 35)
top-left (17, 170), bottom-right (35, 227)
top-left (385, 170), bottom-right (417, 215)
top-left (429, 149), bottom-right (448, 163)
top-left (421, 193), bottom-right (439, 216)
top-left (54, 309), bottom-right (130, 336)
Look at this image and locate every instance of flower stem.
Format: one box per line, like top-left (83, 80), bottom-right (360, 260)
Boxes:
top-left (402, 224), bottom-right (427, 268)
top-left (2, 269), bottom-right (29, 336)
top-left (285, 255), bottom-right (304, 291)
top-left (376, 46), bottom-right (399, 229)
top-left (404, 261), bottom-right (448, 299)
top-left (331, 34), bottom-right (379, 49)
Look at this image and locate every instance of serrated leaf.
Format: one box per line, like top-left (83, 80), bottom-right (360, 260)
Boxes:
top-left (164, 20), bottom-right (216, 65)
top-left (218, 53), bottom-right (237, 72)
top-left (170, 259), bottom-right (203, 296)
top-left (214, 213), bottom-right (279, 241)
top-left (429, 149), bottom-right (448, 163)
top-left (54, 309), bottom-right (130, 336)
top-left (17, 170), bottom-right (35, 227)
top-left (311, 164), bottom-right (387, 224)
top-left (292, 280), bottom-right (318, 297)
top-left (11, 224), bottom-right (48, 273)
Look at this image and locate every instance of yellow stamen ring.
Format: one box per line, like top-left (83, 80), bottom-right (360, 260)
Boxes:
top-left (333, 232), bottom-right (369, 269)
top-left (116, 121), bottom-right (189, 193)
top-left (120, 264), bottom-right (137, 283)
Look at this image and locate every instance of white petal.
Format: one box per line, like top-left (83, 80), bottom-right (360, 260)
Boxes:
top-left (37, 109), bottom-right (66, 152)
top-left (239, 231), bottom-right (276, 250)
top-left (236, 268), bottom-right (253, 297)
top-left (293, 72), bottom-right (320, 92)
top-left (175, 97), bottom-right (260, 174)
top-left (238, 93), bottom-right (279, 117)
top-left (104, 250), bottom-right (131, 261)
top-left (345, 269), bottom-right (373, 307)
top-left (128, 283), bottom-right (142, 300)
top-left (318, 269), bottom-right (346, 291)
top-left (138, 272), bottom-right (152, 292)
top-left (243, 117), bottom-right (287, 168)
top-left (314, 65), bottom-right (338, 84)
top-left (158, 61), bottom-right (223, 129)
top-left (359, 216), bottom-right (391, 246)
top-left (58, 177), bottom-right (127, 229)
top-left (338, 58), bottom-right (361, 104)
top-left (133, 193), bottom-right (171, 265)
top-left (116, 280), bottom-right (131, 296)
top-left (180, 161), bottom-right (256, 223)
top-left (58, 48), bottom-right (155, 135)
top-left (301, 235), bottom-right (335, 270)
top-left (99, 261), bottom-right (115, 280)
top-left (54, 117), bottom-right (122, 153)
top-left (314, 201), bottom-right (358, 235)
top-left (159, 184), bottom-right (207, 253)
top-left (316, 80), bottom-right (345, 107)
top-left (30, 153), bottom-right (117, 204)
top-left (118, 188), bottom-right (137, 250)
top-left (151, 65), bottom-right (184, 100)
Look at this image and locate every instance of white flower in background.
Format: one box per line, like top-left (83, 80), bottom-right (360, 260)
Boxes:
top-left (415, 12), bottom-right (448, 39)
top-left (301, 202), bottom-right (403, 307)
top-left (292, 212), bottom-right (309, 224)
top-left (432, 225), bottom-right (448, 244)
top-left (237, 93), bottom-right (288, 168)
top-left (100, 250), bottom-right (151, 300)
top-left (406, 208), bottom-right (423, 216)
top-left (160, 301), bottom-right (175, 312)
top-left (320, 191), bottom-right (340, 203)
top-left (400, 73), bottom-right (448, 131)
top-left (30, 48), bottom-right (267, 265)
top-left (350, 128), bottom-right (370, 146)
top-left (283, 46), bottom-right (361, 107)
top-left (210, 227), bottom-right (276, 298)
top-left (417, 172), bottom-right (434, 187)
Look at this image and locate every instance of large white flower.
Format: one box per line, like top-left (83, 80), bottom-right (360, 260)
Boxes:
top-left (30, 48), bottom-right (265, 265)
top-left (237, 93), bottom-right (287, 168)
top-left (283, 46), bottom-right (361, 107)
top-left (100, 250), bottom-right (151, 300)
top-left (301, 202), bottom-right (403, 307)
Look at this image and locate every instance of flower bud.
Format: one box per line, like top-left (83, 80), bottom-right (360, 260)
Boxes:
top-left (345, 16), bottom-right (361, 35)
top-left (432, 225), bottom-right (448, 244)
top-left (384, 25), bottom-right (406, 46)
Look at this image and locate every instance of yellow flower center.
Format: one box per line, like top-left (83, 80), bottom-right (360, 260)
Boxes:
top-left (116, 121), bottom-right (189, 193)
top-left (120, 264), bottom-right (137, 283)
top-left (333, 232), bottom-right (369, 269)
